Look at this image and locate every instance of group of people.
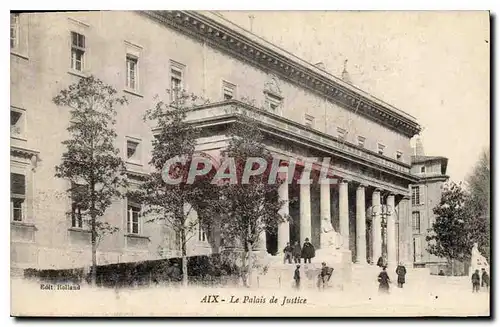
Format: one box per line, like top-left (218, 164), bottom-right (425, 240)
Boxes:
top-left (282, 238), bottom-right (316, 264)
top-left (293, 261), bottom-right (333, 290)
top-left (471, 268), bottom-right (490, 293)
top-left (377, 261), bottom-right (408, 294)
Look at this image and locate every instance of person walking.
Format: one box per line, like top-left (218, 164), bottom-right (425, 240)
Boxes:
top-left (481, 268), bottom-right (489, 291)
top-left (471, 269), bottom-right (481, 293)
top-left (395, 263), bottom-right (407, 288)
top-left (377, 266), bottom-right (390, 294)
top-left (301, 238), bottom-right (315, 264)
top-left (283, 242), bottom-right (293, 264)
top-left (317, 262), bottom-right (332, 290)
top-left (293, 265), bottom-right (301, 289)
top-left (292, 241), bottom-right (302, 264)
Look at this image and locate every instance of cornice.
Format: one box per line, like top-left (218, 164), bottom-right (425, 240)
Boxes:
top-left (181, 100), bottom-right (418, 184)
top-left (141, 10), bottom-right (421, 138)
top-left (11, 145), bottom-right (39, 160)
top-left (415, 174), bottom-right (450, 183)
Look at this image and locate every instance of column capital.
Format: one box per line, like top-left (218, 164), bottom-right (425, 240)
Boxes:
top-left (402, 195), bottom-right (411, 200)
top-left (340, 179), bottom-right (350, 184)
top-left (373, 188), bottom-right (382, 193)
top-left (357, 183), bottom-right (367, 189)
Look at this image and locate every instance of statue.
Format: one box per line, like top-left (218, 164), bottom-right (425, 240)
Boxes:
top-left (320, 216), bottom-right (342, 250)
top-left (470, 242), bottom-right (489, 275)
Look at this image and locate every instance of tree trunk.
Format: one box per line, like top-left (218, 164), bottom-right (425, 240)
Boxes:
top-left (181, 229), bottom-right (188, 287)
top-left (247, 242), bottom-right (253, 288)
top-left (246, 223), bottom-right (253, 288)
top-left (241, 250), bottom-right (248, 287)
top-left (91, 216), bottom-right (97, 287)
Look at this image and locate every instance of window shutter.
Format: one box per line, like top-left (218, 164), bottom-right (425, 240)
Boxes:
top-left (11, 173), bottom-right (25, 195)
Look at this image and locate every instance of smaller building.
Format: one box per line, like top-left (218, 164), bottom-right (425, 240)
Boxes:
top-left (410, 139), bottom-right (449, 274)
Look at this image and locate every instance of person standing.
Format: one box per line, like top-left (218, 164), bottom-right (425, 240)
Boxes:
top-left (301, 238), bottom-right (315, 264)
top-left (317, 262), bottom-right (331, 290)
top-left (283, 242), bottom-right (293, 264)
top-left (293, 265), bottom-right (301, 289)
top-left (395, 263), bottom-right (407, 288)
top-left (471, 269), bottom-right (481, 293)
top-left (292, 241), bottom-right (302, 264)
top-left (377, 266), bottom-right (390, 294)
top-left (481, 268), bottom-right (490, 291)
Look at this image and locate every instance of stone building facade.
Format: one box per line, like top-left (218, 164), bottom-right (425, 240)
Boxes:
top-left (410, 140), bottom-right (450, 273)
top-left (10, 11), bottom-right (421, 272)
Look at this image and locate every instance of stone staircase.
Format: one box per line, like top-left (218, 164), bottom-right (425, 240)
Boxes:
top-left (251, 252), bottom-right (351, 290)
top-left (251, 254), bottom-right (436, 292)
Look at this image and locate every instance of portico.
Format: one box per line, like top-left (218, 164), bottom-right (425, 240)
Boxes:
top-left (272, 172), bottom-right (411, 268)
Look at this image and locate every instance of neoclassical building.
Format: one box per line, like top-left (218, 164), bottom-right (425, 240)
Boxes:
top-left (10, 11), bottom-right (421, 273)
top-left (410, 140), bottom-right (450, 273)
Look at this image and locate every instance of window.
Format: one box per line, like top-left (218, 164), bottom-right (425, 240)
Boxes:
top-left (10, 13), bottom-right (19, 49)
top-left (412, 211), bottom-right (421, 233)
top-left (71, 31), bottom-right (85, 71)
top-left (126, 55), bottom-right (138, 90)
top-left (198, 224), bottom-right (206, 242)
top-left (357, 136), bottom-right (365, 148)
top-left (71, 183), bottom-right (88, 228)
top-left (265, 92), bottom-right (282, 111)
top-left (125, 139), bottom-right (141, 164)
top-left (304, 114), bottom-right (314, 128)
top-left (222, 81), bottom-right (236, 100)
top-left (396, 151), bottom-right (403, 161)
top-left (421, 166), bottom-right (426, 173)
top-left (337, 127), bottom-right (346, 140)
top-left (127, 202), bottom-right (141, 234)
top-left (170, 63), bottom-right (184, 103)
top-left (10, 109), bottom-right (24, 137)
top-left (377, 143), bottom-right (385, 155)
top-left (11, 173), bottom-right (25, 221)
top-left (411, 186), bottom-right (421, 206)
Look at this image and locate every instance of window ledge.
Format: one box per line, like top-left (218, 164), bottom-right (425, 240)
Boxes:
top-left (11, 51), bottom-right (29, 61)
top-left (11, 221), bottom-right (37, 230)
top-left (126, 160), bottom-right (143, 168)
top-left (123, 88), bottom-right (144, 98)
top-left (11, 134), bottom-right (27, 142)
top-left (125, 233), bottom-right (150, 240)
top-left (67, 70), bottom-right (89, 78)
top-left (68, 227), bottom-right (91, 233)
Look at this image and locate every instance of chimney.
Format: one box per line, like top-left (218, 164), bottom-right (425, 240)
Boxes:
top-left (415, 137), bottom-right (425, 156)
top-left (315, 62), bottom-right (326, 71)
top-left (341, 59), bottom-right (352, 84)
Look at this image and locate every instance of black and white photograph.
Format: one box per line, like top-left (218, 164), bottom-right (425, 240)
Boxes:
top-left (9, 9), bottom-right (490, 317)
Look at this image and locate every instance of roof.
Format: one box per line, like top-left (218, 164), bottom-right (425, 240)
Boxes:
top-left (411, 155), bottom-right (448, 175)
top-left (411, 155), bottom-right (448, 164)
top-left (143, 10), bottom-right (422, 137)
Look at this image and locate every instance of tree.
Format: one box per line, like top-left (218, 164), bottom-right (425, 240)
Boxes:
top-left (218, 110), bottom-right (288, 287)
top-left (53, 76), bottom-right (128, 286)
top-left (465, 148), bottom-right (490, 262)
top-left (134, 89), bottom-right (218, 287)
top-left (426, 182), bottom-right (472, 275)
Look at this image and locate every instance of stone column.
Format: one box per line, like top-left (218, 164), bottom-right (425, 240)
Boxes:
top-left (277, 182), bottom-right (290, 249)
top-left (356, 184), bottom-right (367, 263)
top-left (300, 183), bottom-right (311, 243)
top-left (255, 217), bottom-right (267, 251)
top-left (320, 183), bottom-right (331, 248)
top-left (399, 196), bottom-right (413, 266)
top-left (339, 180), bottom-right (349, 249)
top-left (386, 194), bottom-right (396, 267)
top-left (372, 189), bottom-right (382, 264)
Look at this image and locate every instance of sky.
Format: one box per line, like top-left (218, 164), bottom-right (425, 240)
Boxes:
top-left (216, 11), bottom-right (490, 183)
